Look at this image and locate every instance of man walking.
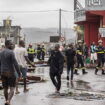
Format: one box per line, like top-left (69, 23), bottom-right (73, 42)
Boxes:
top-left (14, 40), bottom-right (35, 92)
top-left (0, 40), bottom-right (21, 105)
top-left (48, 44), bottom-right (64, 93)
top-left (65, 44), bottom-right (76, 82)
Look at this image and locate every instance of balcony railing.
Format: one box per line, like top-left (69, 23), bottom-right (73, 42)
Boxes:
top-left (74, 0), bottom-right (105, 23)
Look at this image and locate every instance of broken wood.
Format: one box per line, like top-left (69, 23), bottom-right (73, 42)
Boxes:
top-left (27, 76), bottom-right (41, 81)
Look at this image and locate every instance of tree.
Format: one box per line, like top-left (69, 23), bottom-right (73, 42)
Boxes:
top-left (74, 25), bottom-right (84, 42)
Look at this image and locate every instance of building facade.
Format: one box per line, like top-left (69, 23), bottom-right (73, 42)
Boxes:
top-left (74, 0), bottom-right (105, 46)
top-left (0, 19), bottom-right (21, 44)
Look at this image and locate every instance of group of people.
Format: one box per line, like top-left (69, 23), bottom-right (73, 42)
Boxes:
top-left (0, 40), bottom-right (35, 105)
top-left (62, 39), bottom-right (105, 76)
top-left (48, 39), bottom-right (105, 94)
top-left (0, 39), bottom-right (105, 105)
top-left (74, 40), bottom-right (105, 75)
top-left (27, 44), bottom-right (46, 62)
top-left (90, 40), bottom-right (105, 75)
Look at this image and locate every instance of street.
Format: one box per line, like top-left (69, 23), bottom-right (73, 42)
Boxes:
top-left (0, 66), bottom-right (105, 105)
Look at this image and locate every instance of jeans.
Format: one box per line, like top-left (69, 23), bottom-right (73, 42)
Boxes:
top-left (67, 64), bottom-right (74, 80)
top-left (50, 72), bottom-right (61, 91)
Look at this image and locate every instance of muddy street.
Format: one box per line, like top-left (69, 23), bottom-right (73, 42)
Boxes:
top-left (0, 67), bottom-right (105, 105)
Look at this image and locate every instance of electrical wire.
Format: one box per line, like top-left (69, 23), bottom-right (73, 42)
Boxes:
top-left (0, 10), bottom-right (58, 13)
top-left (62, 10), bottom-right (74, 13)
top-left (0, 9), bottom-right (74, 13)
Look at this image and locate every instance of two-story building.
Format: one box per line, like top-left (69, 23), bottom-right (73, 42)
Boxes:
top-left (74, 0), bottom-right (105, 46)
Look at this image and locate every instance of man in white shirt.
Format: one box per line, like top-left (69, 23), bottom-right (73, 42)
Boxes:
top-left (90, 42), bottom-right (97, 67)
top-left (14, 40), bottom-right (35, 92)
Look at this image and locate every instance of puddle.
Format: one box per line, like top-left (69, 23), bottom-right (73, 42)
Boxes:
top-left (48, 91), bottom-right (105, 101)
top-left (75, 80), bottom-right (91, 91)
top-left (66, 80), bottom-right (91, 91)
top-left (48, 80), bottom-right (105, 101)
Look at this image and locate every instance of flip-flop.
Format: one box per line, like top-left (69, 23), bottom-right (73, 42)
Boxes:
top-left (24, 88), bottom-right (29, 93)
top-left (5, 103), bottom-right (9, 105)
top-left (5, 102), bottom-right (10, 105)
top-left (15, 91), bottom-right (20, 94)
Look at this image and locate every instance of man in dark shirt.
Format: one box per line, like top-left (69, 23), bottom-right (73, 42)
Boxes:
top-left (48, 44), bottom-right (64, 93)
top-left (41, 45), bottom-right (46, 61)
top-left (74, 41), bottom-right (88, 75)
top-left (95, 40), bottom-right (105, 75)
top-left (37, 44), bottom-right (42, 60)
top-left (0, 40), bottom-right (21, 105)
top-left (65, 44), bottom-right (76, 81)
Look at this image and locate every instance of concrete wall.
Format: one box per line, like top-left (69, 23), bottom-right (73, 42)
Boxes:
top-left (0, 27), bottom-right (21, 44)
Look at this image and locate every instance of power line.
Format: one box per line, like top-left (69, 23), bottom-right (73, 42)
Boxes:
top-left (62, 10), bottom-right (74, 13)
top-left (0, 10), bottom-right (58, 13)
top-left (0, 9), bottom-right (74, 13)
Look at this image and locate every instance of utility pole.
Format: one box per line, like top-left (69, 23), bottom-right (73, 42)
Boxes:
top-left (59, 8), bottom-right (62, 37)
top-left (64, 31), bottom-right (66, 44)
top-left (74, 0), bottom-right (77, 10)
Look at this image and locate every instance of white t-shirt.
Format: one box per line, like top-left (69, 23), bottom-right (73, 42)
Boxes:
top-left (14, 46), bottom-right (28, 68)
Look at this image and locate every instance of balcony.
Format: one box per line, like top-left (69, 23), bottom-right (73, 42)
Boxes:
top-left (74, 0), bottom-right (105, 23)
top-left (74, 9), bottom-right (86, 23)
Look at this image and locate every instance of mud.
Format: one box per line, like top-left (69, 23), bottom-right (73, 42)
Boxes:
top-left (0, 67), bottom-right (105, 105)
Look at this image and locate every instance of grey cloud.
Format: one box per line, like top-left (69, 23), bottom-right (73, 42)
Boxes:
top-left (0, 0), bottom-right (74, 28)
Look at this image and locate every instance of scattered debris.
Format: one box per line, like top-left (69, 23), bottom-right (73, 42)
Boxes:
top-left (27, 76), bottom-right (41, 81)
top-left (48, 91), bottom-right (105, 101)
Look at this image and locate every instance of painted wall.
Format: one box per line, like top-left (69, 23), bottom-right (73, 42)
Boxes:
top-left (84, 22), bottom-right (99, 46)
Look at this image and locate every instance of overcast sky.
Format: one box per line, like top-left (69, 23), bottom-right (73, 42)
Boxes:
top-left (0, 0), bottom-right (85, 28)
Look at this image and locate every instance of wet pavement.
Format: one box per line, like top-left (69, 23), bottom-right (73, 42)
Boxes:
top-left (0, 66), bottom-right (105, 105)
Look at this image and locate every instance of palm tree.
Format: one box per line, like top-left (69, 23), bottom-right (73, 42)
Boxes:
top-left (74, 25), bottom-right (84, 42)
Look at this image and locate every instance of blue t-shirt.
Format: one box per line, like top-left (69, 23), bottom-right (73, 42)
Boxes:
top-left (0, 48), bottom-right (20, 76)
top-left (90, 45), bottom-right (96, 53)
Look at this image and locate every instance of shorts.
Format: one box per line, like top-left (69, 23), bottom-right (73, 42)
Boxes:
top-left (90, 53), bottom-right (97, 61)
top-left (20, 67), bottom-right (28, 78)
top-left (1, 73), bottom-right (16, 88)
top-left (15, 71), bottom-right (19, 78)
